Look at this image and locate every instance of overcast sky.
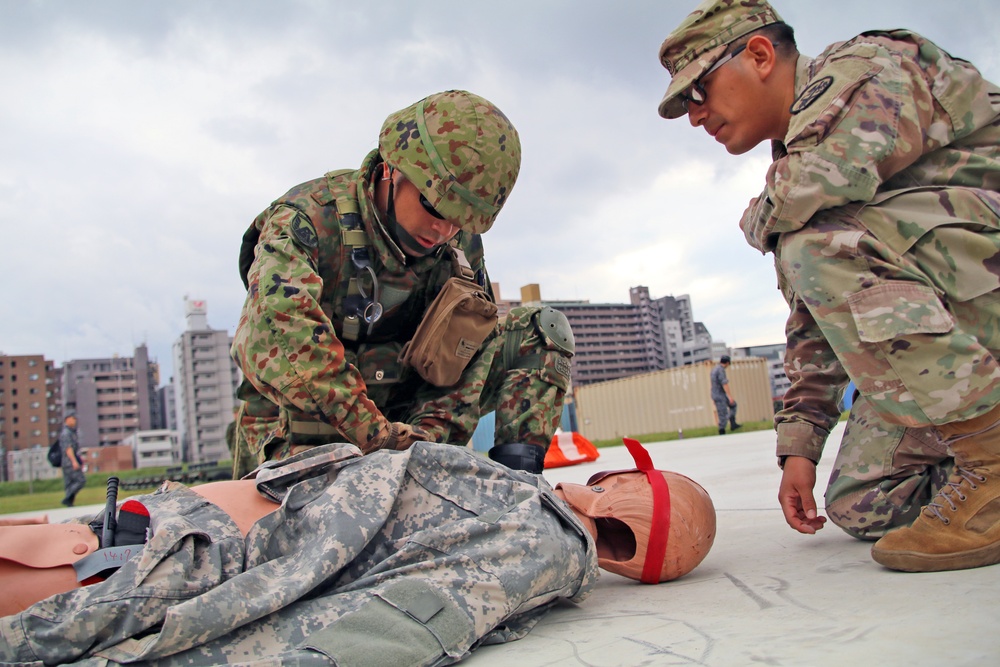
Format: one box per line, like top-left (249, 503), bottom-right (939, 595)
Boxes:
top-left (2, 1), bottom-right (998, 381)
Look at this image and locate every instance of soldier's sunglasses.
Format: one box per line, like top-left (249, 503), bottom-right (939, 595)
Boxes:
top-left (679, 43), bottom-right (750, 111)
top-left (419, 194), bottom-right (444, 220)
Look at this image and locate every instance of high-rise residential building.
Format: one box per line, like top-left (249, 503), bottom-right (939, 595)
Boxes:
top-left (530, 285), bottom-right (670, 386)
top-left (0, 353), bottom-right (62, 482)
top-left (650, 294), bottom-right (716, 366)
top-left (62, 344), bottom-right (161, 450)
top-left (157, 382), bottom-right (177, 432)
top-left (513, 284), bottom-right (720, 388)
top-left (172, 298), bottom-right (242, 464)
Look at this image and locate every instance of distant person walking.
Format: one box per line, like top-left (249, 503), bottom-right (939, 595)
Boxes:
top-left (711, 356), bottom-right (741, 435)
top-left (59, 412), bottom-right (85, 507)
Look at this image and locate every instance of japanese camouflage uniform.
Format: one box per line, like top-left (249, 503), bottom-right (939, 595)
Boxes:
top-left (0, 442), bottom-right (598, 666)
top-left (231, 92), bottom-right (573, 475)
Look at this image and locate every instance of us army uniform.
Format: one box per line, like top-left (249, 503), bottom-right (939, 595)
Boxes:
top-left (740, 31), bottom-right (1000, 537)
top-left (0, 443), bottom-right (598, 666)
top-left (232, 98), bottom-right (573, 475)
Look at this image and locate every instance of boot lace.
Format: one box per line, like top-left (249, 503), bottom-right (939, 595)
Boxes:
top-left (924, 466), bottom-right (988, 524)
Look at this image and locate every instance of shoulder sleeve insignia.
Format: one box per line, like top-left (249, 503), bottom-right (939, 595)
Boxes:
top-left (790, 76), bottom-right (833, 115)
top-left (290, 212), bottom-right (319, 249)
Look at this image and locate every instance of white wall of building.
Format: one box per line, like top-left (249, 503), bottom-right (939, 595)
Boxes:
top-left (123, 429), bottom-right (179, 469)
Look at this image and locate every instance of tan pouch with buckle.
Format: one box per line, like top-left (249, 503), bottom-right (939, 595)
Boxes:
top-left (399, 249), bottom-right (498, 387)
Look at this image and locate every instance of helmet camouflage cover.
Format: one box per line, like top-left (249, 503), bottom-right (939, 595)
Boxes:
top-left (378, 90), bottom-right (521, 234)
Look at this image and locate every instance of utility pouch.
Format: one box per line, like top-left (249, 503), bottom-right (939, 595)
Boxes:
top-left (399, 249), bottom-right (497, 387)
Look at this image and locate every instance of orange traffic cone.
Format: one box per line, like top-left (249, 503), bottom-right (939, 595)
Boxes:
top-left (545, 431), bottom-right (600, 469)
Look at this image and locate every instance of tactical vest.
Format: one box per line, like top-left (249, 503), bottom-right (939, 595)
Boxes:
top-left (238, 167), bottom-right (490, 408)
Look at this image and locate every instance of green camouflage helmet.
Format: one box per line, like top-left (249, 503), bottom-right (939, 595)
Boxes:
top-left (379, 90), bottom-right (521, 234)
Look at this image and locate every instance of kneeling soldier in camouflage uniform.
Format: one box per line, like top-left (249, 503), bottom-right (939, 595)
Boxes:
top-left (657, 0), bottom-right (1000, 572)
top-left (232, 90), bottom-right (574, 475)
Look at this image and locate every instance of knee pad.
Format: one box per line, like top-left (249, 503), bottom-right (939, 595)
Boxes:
top-left (536, 307), bottom-right (574, 355)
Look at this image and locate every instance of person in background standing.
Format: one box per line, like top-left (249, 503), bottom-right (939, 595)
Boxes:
top-left (711, 355), bottom-right (741, 435)
top-left (60, 412), bottom-right (85, 507)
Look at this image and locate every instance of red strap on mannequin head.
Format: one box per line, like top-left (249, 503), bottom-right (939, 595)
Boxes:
top-left (622, 437), bottom-right (671, 584)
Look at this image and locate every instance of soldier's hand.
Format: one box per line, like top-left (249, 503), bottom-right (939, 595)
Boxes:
top-left (778, 456), bottom-right (827, 535)
top-left (367, 422), bottom-right (430, 453)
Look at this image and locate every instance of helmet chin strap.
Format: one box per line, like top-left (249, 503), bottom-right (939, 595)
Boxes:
top-left (380, 165), bottom-right (437, 258)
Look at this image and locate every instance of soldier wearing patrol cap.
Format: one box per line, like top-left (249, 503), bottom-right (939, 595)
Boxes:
top-left (658, 1), bottom-right (1000, 573)
top-left (232, 90), bottom-right (574, 476)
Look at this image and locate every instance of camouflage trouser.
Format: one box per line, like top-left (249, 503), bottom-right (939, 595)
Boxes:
top-left (235, 305), bottom-right (572, 472)
top-left (777, 198), bottom-right (1000, 428)
top-left (825, 395), bottom-right (953, 540)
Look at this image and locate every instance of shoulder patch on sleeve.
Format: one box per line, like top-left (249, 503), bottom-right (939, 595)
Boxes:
top-left (790, 76), bottom-right (833, 114)
top-left (786, 57), bottom-right (882, 144)
top-left (290, 212), bottom-right (318, 249)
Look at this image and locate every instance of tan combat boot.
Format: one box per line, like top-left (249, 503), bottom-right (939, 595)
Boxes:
top-left (871, 402), bottom-right (1000, 572)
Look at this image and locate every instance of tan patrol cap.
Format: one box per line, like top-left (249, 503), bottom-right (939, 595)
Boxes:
top-left (657, 0), bottom-right (783, 119)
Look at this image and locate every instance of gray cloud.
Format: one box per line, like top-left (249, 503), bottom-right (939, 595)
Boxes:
top-left (1, 0), bottom-right (997, 380)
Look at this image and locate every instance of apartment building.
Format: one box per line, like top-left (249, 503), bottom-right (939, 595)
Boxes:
top-left (123, 429), bottom-right (180, 469)
top-left (62, 344), bottom-right (161, 450)
top-left (519, 284), bottom-right (718, 387)
top-left (172, 299), bottom-right (241, 464)
top-left (0, 353), bottom-right (62, 481)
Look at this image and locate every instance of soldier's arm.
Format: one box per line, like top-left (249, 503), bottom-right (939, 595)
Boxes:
top-left (765, 40), bottom-right (940, 231)
top-left (232, 206), bottom-right (391, 449)
top-left (774, 290), bottom-right (850, 465)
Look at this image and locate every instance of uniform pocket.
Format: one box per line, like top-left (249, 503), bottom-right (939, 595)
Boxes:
top-left (848, 282), bottom-right (953, 343)
top-left (302, 580), bottom-right (472, 665)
